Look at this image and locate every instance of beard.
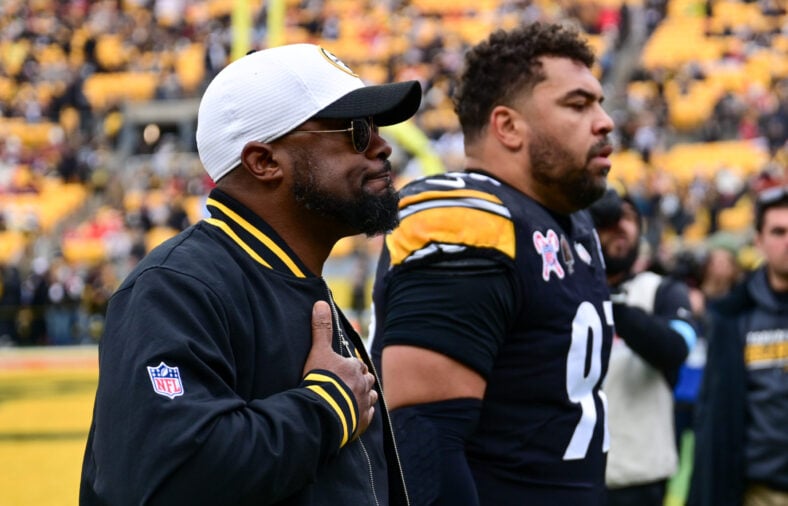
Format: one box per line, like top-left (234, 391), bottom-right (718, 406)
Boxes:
top-left (291, 155), bottom-right (400, 237)
top-left (529, 131), bottom-right (608, 211)
top-left (603, 241), bottom-right (640, 278)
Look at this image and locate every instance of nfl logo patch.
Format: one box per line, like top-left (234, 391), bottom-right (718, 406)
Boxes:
top-left (147, 362), bottom-right (184, 399)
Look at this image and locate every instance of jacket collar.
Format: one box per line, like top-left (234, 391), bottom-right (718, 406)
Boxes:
top-left (203, 188), bottom-right (313, 278)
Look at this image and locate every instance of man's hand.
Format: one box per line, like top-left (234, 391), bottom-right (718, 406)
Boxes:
top-left (303, 301), bottom-right (378, 440)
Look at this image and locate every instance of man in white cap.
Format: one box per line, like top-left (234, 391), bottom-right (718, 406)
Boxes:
top-left (80, 44), bottom-right (421, 505)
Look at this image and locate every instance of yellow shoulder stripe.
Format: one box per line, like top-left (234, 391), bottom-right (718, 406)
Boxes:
top-left (387, 205), bottom-right (515, 266)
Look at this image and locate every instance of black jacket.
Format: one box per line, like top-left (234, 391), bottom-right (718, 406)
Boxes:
top-left (80, 188), bottom-right (408, 505)
top-left (688, 267), bottom-right (788, 506)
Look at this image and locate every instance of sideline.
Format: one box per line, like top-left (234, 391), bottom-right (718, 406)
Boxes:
top-left (0, 345), bottom-right (98, 371)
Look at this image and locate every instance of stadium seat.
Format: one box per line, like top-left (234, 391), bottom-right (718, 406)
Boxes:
top-left (175, 43), bottom-right (207, 93)
top-left (609, 150), bottom-right (650, 186)
top-left (708, 1), bottom-right (768, 34)
top-left (145, 226), bottom-right (179, 252)
top-left (718, 195), bottom-right (754, 233)
top-left (0, 230), bottom-right (26, 265)
top-left (61, 236), bottom-right (107, 265)
top-left (653, 140), bottom-right (769, 184)
top-left (83, 72), bottom-right (158, 110)
top-left (0, 118), bottom-right (62, 148)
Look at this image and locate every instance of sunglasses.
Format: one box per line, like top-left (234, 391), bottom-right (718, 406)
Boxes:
top-left (290, 117), bottom-right (374, 153)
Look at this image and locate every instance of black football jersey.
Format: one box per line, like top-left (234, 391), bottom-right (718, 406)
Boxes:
top-left (371, 170), bottom-right (614, 505)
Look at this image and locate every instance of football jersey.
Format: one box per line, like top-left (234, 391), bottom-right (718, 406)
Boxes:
top-left (371, 170), bottom-right (614, 505)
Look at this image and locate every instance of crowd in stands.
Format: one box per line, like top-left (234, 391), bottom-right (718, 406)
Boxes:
top-left (0, 0), bottom-right (786, 347)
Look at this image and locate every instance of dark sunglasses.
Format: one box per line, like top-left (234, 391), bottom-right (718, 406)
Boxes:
top-left (291, 117), bottom-right (374, 153)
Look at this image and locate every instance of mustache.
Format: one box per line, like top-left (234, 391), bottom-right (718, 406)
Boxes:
top-left (587, 139), bottom-right (613, 160)
top-left (367, 159), bottom-right (394, 180)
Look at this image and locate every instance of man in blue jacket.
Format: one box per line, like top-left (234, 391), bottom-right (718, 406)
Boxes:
top-left (80, 44), bottom-right (421, 505)
top-left (688, 183), bottom-right (788, 506)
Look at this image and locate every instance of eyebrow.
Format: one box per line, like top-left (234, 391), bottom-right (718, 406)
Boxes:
top-left (561, 89), bottom-right (605, 104)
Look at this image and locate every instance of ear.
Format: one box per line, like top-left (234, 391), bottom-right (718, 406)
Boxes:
top-left (489, 105), bottom-right (526, 150)
top-left (240, 141), bottom-right (283, 182)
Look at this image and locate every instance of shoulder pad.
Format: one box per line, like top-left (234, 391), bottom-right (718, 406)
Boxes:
top-left (389, 172), bottom-right (515, 266)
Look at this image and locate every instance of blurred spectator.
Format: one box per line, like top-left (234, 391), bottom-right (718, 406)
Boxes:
top-left (154, 66), bottom-right (184, 100)
top-left (44, 257), bottom-right (83, 345)
top-left (19, 257), bottom-right (50, 345)
top-left (699, 245), bottom-right (744, 301)
top-left (688, 183), bottom-right (788, 506)
top-left (760, 100), bottom-right (787, 156)
top-left (80, 260), bottom-right (118, 343)
top-left (590, 189), bottom-right (698, 506)
top-left (0, 262), bottom-right (22, 346)
top-left (48, 66), bottom-right (94, 136)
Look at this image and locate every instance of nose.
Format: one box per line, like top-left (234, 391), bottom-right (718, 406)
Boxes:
top-left (594, 106), bottom-right (614, 136)
top-left (367, 127), bottom-right (392, 159)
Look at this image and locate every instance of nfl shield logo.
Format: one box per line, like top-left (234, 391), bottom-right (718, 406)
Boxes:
top-left (147, 362), bottom-right (184, 399)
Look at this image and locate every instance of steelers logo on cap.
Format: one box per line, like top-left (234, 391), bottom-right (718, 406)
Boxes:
top-left (319, 47), bottom-right (359, 78)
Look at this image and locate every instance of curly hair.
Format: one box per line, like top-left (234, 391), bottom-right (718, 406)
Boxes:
top-left (453, 22), bottom-right (596, 142)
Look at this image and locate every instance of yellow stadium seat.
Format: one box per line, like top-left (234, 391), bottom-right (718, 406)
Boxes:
top-left (83, 72), bottom-right (158, 110)
top-left (682, 207), bottom-right (710, 244)
top-left (95, 34), bottom-right (126, 71)
top-left (609, 150), bottom-right (649, 186)
top-left (35, 181), bottom-right (88, 233)
top-left (207, 0), bottom-right (234, 19)
top-left (37, 44), bottom-right (66, 66)
top-left (0, 230), bottom-right (27, 265)
top-left (718, 195), bottom-right (754, 233)
top-left (642, 18), bottom-right (724, 70)
top-left (747, 48), bottom-right (788, 80)
top-left (0, 119), bottom-right (62, 148)
top-left (653, 140), bottom-right (769, 184)
top-left (354, 63), bottom-right (387, 84)
top-left (0, 76), bottom-right (16, 103)
top-left (0, 39), bottom-right (31, 76)
top-left (709, 1), bottom-right (768, 33)
top-left (626, 80), bottom-right (658, 103)
top-left (123, 189), bottom-right (145, 213)
top-left (183, 195), bottom-right (208, 224)
top-left (176, 43), bottom-right (206, 92)
top-left (62, 236), bottom-right (107, 265)
top-left (145, 226), bottom-right (179, 252)
top-left (454, 17), bottom-right (496, 45)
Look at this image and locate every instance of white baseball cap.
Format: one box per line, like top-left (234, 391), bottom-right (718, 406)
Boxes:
top-left (196, 43), bottom-right (422, 182)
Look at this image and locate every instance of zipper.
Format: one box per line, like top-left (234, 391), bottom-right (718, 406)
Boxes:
top-left (323, 281), bottom-right (381, 506)
top-left (368, 342), bottom-right (411, 506)
top-left (358, 438), bottom-right (380, 506)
